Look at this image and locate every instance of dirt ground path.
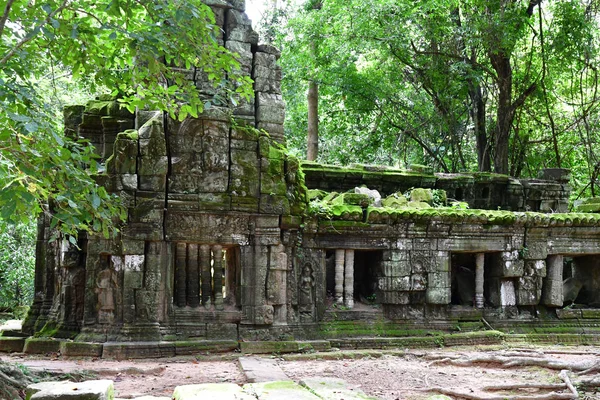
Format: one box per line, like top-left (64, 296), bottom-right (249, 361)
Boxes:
top-left (2, 345), bottom-right (599, 399)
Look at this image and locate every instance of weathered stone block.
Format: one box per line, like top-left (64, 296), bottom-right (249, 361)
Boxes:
top-left (0, 337), bottom-right (25, 352)
top-left (138, 175), bottom-right (166, 192)
top-left (378, 276), bottom-right (410, 291)
top-left (231, 139), bottom-right (258, 151)
top-left (120, 240), bottom-right (145, 255)
top-left (228, 24), bottom-right (258, 44)
top-left (556, 309), bottom-right (582, 319)
top-left (516, 276), bottom-right (541, 305)
top-left (257, 122), bottom-right (284, 137)
top-left (582, 309), bottom-right (600, 319)
top-left (169, 174), bottom-right (200, 194)
top-left (259, 195), bottom-right (290, 215)
top-left (428, 271), bottom-right (449, 288)
top-left (198, 192), bottom-right (231, 211)
top-left (523, 242), bottom-right (548, 260)
top-left (138, 119), bottom-right (166, 156)
top-left (107, 135), bottom-right (138, 174)
top-left (256, 93), bottom-right (285, 124)
top-left (60, 342), bottom-right (103, 357)
top-left (174, 340), bottom-right (238, 355)
top-left (23, 338), bottom-right (61, 354)
top-left (102, 341), bottom-right (171, 359)
top-left (231, 195), bottom-right (259, 212)
top-left (426, 287), bottom-right (450, 305)
top-left (410, 188), bottom-right (434, 204)
top-left (378, 291), bottom-right (410, 304)
top-left (124, 271), bottom-right (143, 289)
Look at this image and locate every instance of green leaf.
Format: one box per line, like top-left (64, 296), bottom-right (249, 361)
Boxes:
top-left (92, 194), bottom-right (101, 209)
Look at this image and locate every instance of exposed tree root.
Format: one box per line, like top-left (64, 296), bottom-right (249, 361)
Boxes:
top-left (576, 362), bottom-right (600, 376)
top-left (425, 352), bottom-right (596, 372)
top-left (558, 370), bottom-right (578, 398)
top-left (0, 360), bottom-right (32, 399)
top-left (482, 383), bottom-right (567, 391)
top-left (424, 387), bottom-right (576, 400)
top-left (424, 352), bottom-right (600, 400)
top-left (577, 375), bottom-right (600, 390)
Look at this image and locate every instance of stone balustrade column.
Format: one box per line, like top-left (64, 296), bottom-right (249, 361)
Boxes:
top-left (335, 249), bottom-right (345, 304)
top-left (475, 253), bottom-right (485, 308)
top-left (212, 245), bottom-right (224, 310)
top-left (175, 243), bottom-right (187, 307)
top-left (200, 245), bottom-right (212, 309)
top-left (344, 250), bottom-right (355, 309)
top-left (187, 244), bottom-right (199, 307)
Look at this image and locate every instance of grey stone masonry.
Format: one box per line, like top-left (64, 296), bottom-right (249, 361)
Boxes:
top-left (16, 0), bottom-right (600, 350)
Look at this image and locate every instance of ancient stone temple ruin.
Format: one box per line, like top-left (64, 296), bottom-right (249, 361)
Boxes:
top-left (3, 0), bottom-right (600, 357)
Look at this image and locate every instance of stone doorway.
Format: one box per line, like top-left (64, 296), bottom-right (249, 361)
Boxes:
top-left (451, 252), bottom-right (491, 308)
top-left (562, 255), bottom-right (600, 307)
top-left (325, 249), bottom-right (381, 308)
top-left (451, 253), bottom-right (476, 306)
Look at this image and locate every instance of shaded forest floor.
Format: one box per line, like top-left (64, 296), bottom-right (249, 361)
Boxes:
top-left (1, 344), bottom-right (599, 399)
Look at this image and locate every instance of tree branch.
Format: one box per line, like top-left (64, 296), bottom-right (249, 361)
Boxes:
top-left (526, 0), bottom-right (543, 17)
top-left (511, 83), bottom-right (537, 112)
top-left (0, 0), bottom-right (15, 40)
top-left (0, 0), bottom-right (70, 65)
top-left (410, 41), bottom-right (499, 82)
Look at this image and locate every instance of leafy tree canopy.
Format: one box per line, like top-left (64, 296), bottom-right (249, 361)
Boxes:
top-left (0, 0), bottom-right (252, 239)
top-left (267, 0), bottom-right (600, 199)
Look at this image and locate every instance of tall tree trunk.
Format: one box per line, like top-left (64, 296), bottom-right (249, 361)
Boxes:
top-left (468, 80), bottom-right (490, 172)
top-left (307, 80), bottom-right (319, 161)
top-left (490, 53), bottom-right (514, 174)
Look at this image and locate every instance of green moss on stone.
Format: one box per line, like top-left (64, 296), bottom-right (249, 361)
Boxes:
top-left (307, 189), bottom-right (327, 201)
top-left (382, 193), bottom-right (408, 208)
top-left (331, 193), bottom-right (372, 207)
top-left (117, 129), bottom-right (139, 140)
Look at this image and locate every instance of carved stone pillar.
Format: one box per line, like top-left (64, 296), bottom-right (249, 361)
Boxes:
top-left (344, 250), bottom-right (355, 309)
top-left (212, 245), bottom-right (224, 310)
top-left (277, 248), bottom-right (288, 323)
top-left (200, 245), bottom-right (212, 309)
top-left (475, 253), bottom-right (485, 308)
top-left (543, 255), bottom-right (563, 306)
top-left (334, 249), bottom-right (345, 304)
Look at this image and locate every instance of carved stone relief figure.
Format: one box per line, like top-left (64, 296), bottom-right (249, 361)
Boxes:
top-left (96, 263), bottom-right (118, 324)
top-left (299, 262), bottom-right (315, 321)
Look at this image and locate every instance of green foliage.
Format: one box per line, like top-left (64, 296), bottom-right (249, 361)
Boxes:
top-left (0, 219), bottom-right (36, 309)
top-left (0, 0), bottom-right (253, 239)
top-left (265, 0), bottom-right (600, 196)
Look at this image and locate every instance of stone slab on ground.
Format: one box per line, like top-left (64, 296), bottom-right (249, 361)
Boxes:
top-left (300, 377), bottom-right (378, 400)
top-left (116, 397), bottom-right (170, 400)
top-left (243, 381), bottom-right (321, 400)
top-left (172, 383), bottom-right (254, 400)
top-left (0, 319), bottom-right (22, 331)
top-left (26, 380), bottom-right (114, 400)
top-left (239, 356), bottom-right (288, 382)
